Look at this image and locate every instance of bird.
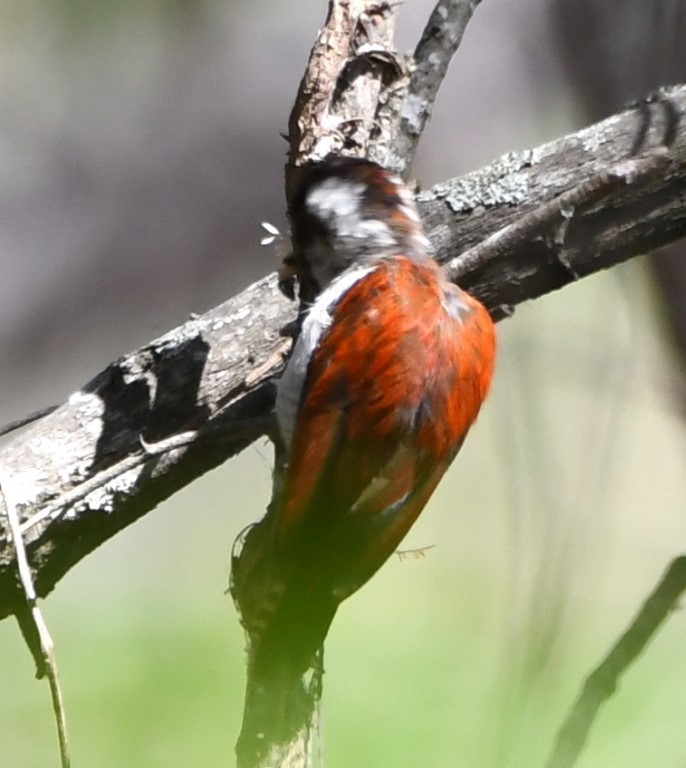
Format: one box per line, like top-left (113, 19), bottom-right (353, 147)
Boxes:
top-left (230, 156), bottom-right (495, 758)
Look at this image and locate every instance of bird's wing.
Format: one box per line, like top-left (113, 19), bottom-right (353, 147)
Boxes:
top-left (273, 259), bottom-right (490, 593)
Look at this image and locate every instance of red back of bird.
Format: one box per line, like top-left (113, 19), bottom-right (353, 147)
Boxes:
top-left (232, 157), bottom-right (495, 682)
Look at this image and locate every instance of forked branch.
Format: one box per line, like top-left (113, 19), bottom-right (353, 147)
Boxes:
top-left (0, 1), bottom-right (684, 766)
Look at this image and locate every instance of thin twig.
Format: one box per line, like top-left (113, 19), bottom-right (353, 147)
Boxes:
top-left (14, 443), bottom-right (157, 537)
top-left (15, 413), bottom-right (270, 538)
top-left (139, 416), bottom-right (273, 460)
top-left (390, 0), bottom-right (482, 175)
top-left (545, 556), bottom-right (686, 768)
top-left (0, 471), bottom-right (71, 768)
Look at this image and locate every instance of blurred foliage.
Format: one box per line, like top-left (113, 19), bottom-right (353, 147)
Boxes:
top-left (6, 0), bottom-right (207, 38)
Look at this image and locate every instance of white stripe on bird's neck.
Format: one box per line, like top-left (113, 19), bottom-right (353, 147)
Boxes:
top-left (276, 264), bottom-right (376, 449)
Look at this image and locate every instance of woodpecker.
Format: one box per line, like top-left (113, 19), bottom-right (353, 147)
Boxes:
top-left (231, 156), bottom-right (495, 728)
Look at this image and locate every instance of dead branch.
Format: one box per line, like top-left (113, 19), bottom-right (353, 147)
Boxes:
top-left (388, 0), bottom-right (483, 175)
top-left (545, 556), bottom-right (686, 768)
top-left (0, 470), bottom-right (71, 768)
top-left (285, 0), bottom-right (410, 200)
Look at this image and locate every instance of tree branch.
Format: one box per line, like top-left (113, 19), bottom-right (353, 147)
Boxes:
top-left (388, 0), bottom-right (483, 175)
top-left (0, 0), bottom-right (685, 762)
top-left (286, 0), bottom-right (410, 200)
top-left (0, 469), bottom-right (71, 768)
top-left (0, 84), bottom-right (685, 622)
top-left (545, 556), bottom-right (686, 768)
top-left (446, 149), bottom-right (673, 317)
top-left (0, 276), bottom-right (289, 619)
top-left (423, 84), bottom-right (686, 315)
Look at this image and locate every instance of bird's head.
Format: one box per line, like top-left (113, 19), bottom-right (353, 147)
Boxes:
top-left (280, 157), bottom-right (431, 303)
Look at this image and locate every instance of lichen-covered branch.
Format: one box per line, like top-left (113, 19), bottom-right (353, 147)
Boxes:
top-left (423, 84), bottom-right (686, 317)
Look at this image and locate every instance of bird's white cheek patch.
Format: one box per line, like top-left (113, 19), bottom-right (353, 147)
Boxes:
top-left (306, 178), bottom-right (365, 223)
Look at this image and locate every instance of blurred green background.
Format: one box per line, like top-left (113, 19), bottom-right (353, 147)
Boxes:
top-left (1, 1), bottom-right (686, 767)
